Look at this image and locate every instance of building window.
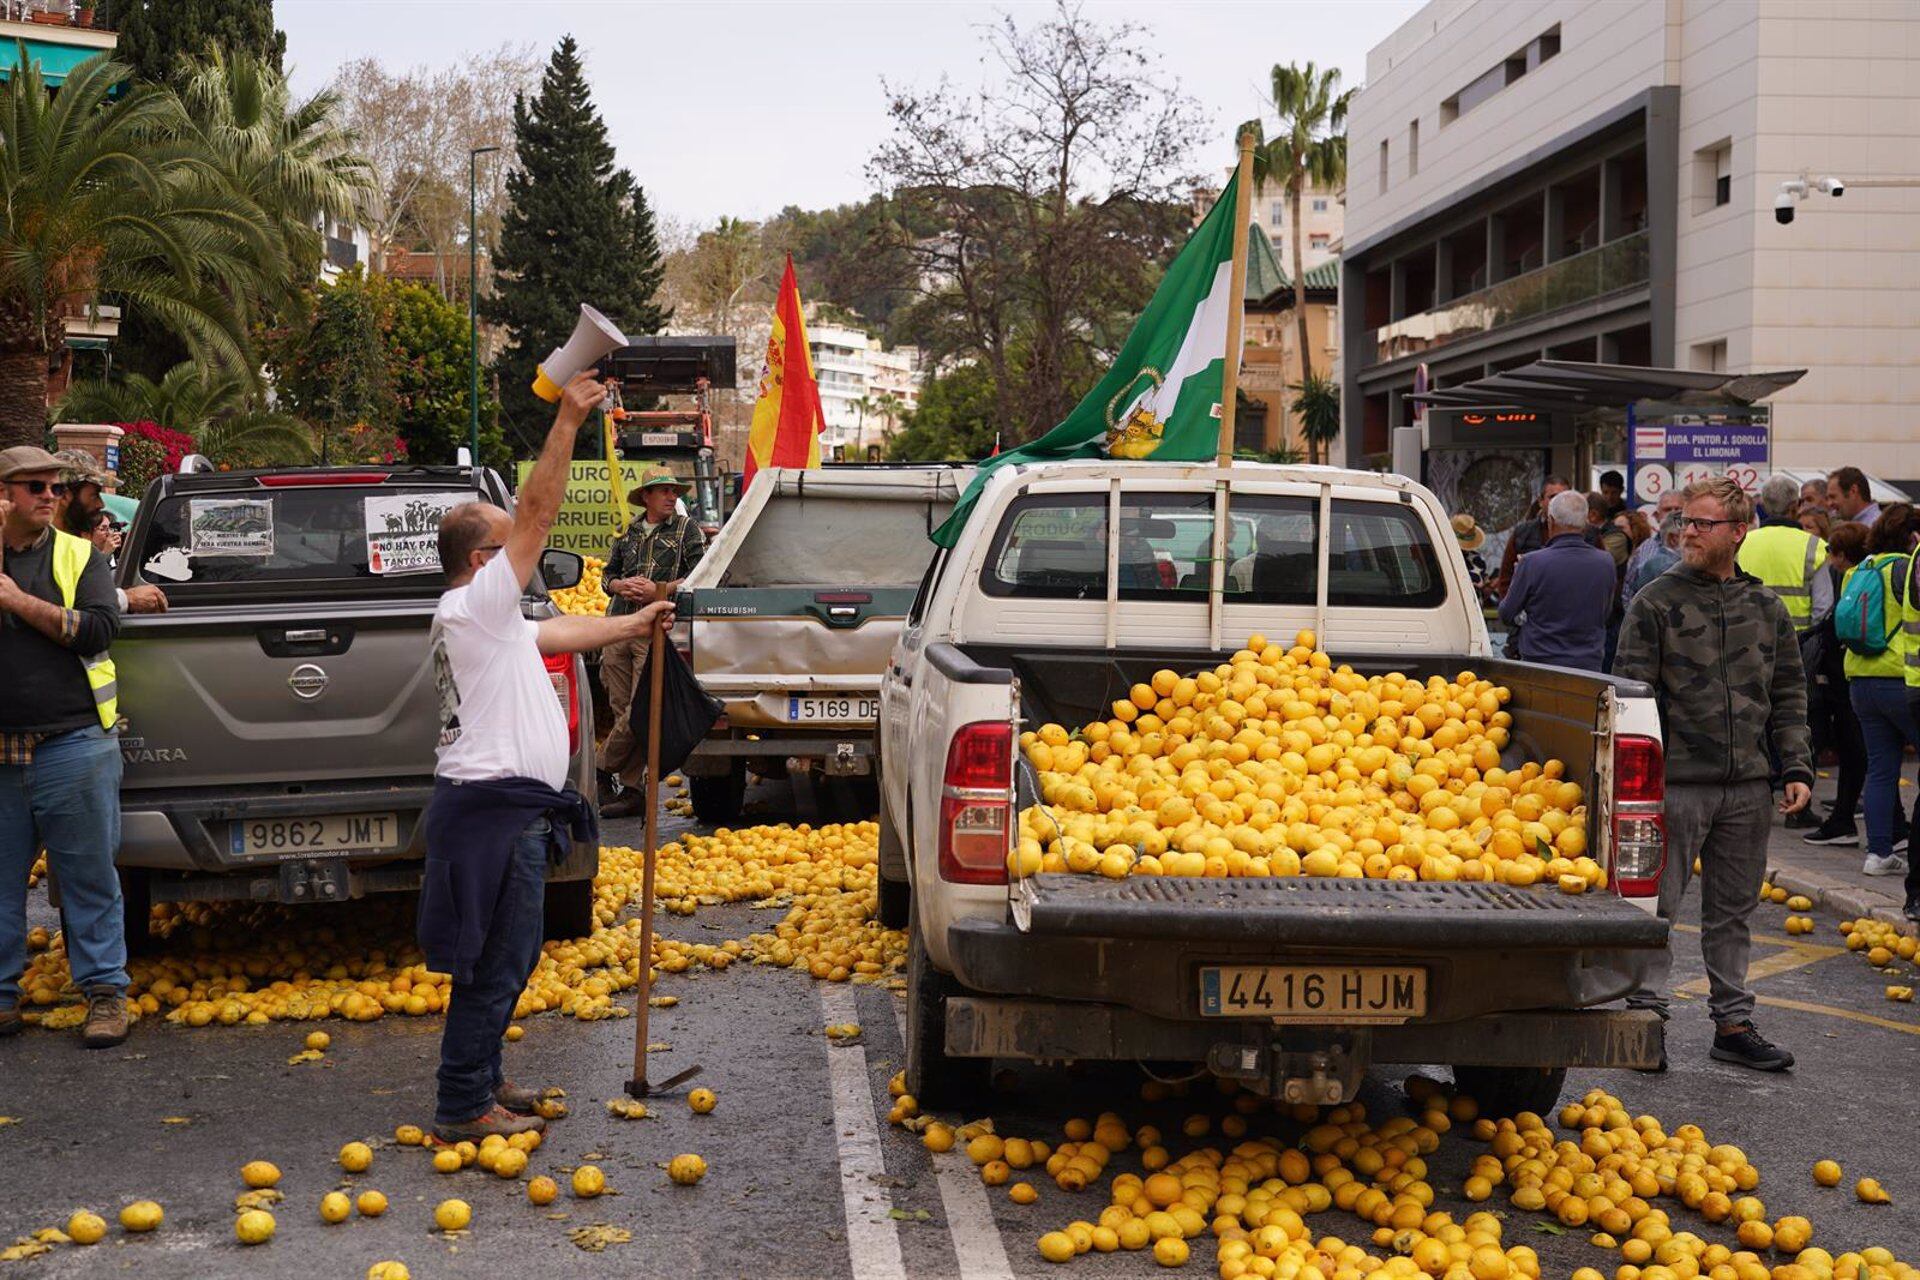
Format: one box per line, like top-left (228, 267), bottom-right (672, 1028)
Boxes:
top-left (1310, 233), bottom-right (1330, 249)
top-left (1378, 140), bottom-right (1389, 195)
top-left (1440, 25), bottom-right (1561, 125)
top-left (1690, 340), bottom-right (1727, 373)
top-left (1270, 201), bottom-right (1286, 226)
top-left (1693, 139), bottom-right (1732, 212)
top-left (1311, 198), bottom-right (1329, 213)
top-left (1408, 119), bottom-right (1420, 176)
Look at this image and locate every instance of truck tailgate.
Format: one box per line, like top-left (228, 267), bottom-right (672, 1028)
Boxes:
top-left (689, 586), bottom-right (915, 724)
top-left (1012, 875), bottom-right (1669, 950)
top-left (116, 601), bottom-right (439, 790)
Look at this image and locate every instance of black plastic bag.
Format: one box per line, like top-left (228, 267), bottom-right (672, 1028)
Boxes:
top-left (627, 640), bottom-right (724, 779)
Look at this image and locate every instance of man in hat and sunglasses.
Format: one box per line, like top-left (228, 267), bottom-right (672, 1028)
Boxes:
top-left (597, 468), bottom-right (706, 818)
top-left (49, 450), bottom-right (165, 616)
top-left (0, 446), bottom-right (131, 1048)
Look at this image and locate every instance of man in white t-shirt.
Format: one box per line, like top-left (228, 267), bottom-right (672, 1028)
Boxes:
top-left (420, 371), bottom-right (674, 1143)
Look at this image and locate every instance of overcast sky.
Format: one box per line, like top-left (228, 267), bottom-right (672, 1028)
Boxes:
top-left (280, 0), bottom-right (1423, 228)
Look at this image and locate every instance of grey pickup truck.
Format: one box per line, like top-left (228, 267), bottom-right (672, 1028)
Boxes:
top-left (111, 464), bottom-right (599, 950)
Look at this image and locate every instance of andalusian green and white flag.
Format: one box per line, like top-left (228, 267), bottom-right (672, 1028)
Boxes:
top-left (931, 171), bottom-right (1245, 547)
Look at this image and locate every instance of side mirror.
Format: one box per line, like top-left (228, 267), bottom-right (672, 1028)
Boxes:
top-left (540, 548), bottom-right (584, 591)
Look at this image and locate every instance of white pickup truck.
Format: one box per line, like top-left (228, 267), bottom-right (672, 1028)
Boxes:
top-left (878, 460), bottom-right (1671, 1116)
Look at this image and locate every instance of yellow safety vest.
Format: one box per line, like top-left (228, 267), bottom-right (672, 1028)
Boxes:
top-left (49, 529), bottom-right (119, 731)
top-left (1840, 555), bottom-right (1910, 682)
top-left (1905, 554), bottom-right (1920, 690)
top-left (1736, 524), bottom-right (1823, 630)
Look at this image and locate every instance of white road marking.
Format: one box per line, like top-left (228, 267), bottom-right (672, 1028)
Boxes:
top-left (891, 1000), bottom-right (1015, 1280)
top-left (821, 985), bottom-right (907, 1280)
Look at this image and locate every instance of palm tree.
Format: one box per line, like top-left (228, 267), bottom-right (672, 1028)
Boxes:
top-left (1243, 62), bottom-right (1352, 463)
top-left (57, 362), bottom-right (313, 467)
top-left (178, 49), bottom-right (376, 305)
top-left (1289, 372), bottom-right (1341, 467)
top-left (0, 54), bottom-right (279, 447)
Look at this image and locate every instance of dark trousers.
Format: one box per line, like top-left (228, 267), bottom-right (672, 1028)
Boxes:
top-left (1851, 679), bottom-right (1920, 859)
top-left (1809, 673), bottom-right (1868, 821)
top-left (435, 815), bottom-right (548, 1124)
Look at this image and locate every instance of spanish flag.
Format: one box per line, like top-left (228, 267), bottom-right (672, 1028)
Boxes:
top-left (743, 256), bottom-right (824, 486)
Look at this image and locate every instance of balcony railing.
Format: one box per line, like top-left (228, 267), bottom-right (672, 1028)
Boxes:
top-left (1364, 230), bottom-right (1649, 369)
top-left (1, 1), bottom-right (107, 28)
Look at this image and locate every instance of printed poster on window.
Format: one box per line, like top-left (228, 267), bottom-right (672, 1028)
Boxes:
top-left (188, 498), bottom-right (275, 557)
top-left (364, 493), bottom-right (474, 575)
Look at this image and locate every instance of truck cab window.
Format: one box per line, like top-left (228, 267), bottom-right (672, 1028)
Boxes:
top-left (1327, 500), bottom-right (1445, 607)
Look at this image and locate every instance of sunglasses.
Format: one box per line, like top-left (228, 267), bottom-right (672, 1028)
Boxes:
top-left (5, 479), bottom-right (67, 497)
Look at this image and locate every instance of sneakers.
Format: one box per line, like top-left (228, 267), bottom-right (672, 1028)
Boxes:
top-left (432, 1104), bottom-right (547, 1145)
top-left (494, 1080), bottom-right (545, 1115)
top-left (1710, 1024), bottom-right (1794, 1072)
top-left (1782, 807), bottom-right (1821, 830)
top-left (0, 1005), bottom-right (20, 1038)
top-left (1801, 819), bottom-right (1859, 846)
top-left (1904, 900), bottom-right (1920, 924)
top-left (81, 990), bottom-right (129, 1050)
top-left (1862, 853), bottom-right (1910, 877)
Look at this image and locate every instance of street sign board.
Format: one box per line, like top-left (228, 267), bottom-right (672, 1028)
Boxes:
top-left (1627, 406), bottom-right (1771, 503)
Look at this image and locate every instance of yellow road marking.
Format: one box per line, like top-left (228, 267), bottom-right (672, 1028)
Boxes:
top-left (1668, 923), bottom-right (1918, 1033)
top-left (1752, 995), bottom-right (1920, 1037)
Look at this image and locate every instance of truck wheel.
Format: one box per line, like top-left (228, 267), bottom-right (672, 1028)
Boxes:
top-left (689, 764), bottom-right (745, 825)
top-left (542, 877), bottom-right (596, 941)
top-left (904, 907), bottom-right (989, 1107)
top-left (116, 866), bottom-right (157, 957)
top-left (876, 804), bottom-right (910, 929)
top-left (1451, 1065), bottom-right (1568, 1119)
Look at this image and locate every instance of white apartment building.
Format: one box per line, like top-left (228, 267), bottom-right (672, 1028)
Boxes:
top-left (1196, 178), bottom-right (1344, 271)
top-left (1341, 0), bottom-right (1920, 487)
top-left (807, 320), bottom-right (924, 460)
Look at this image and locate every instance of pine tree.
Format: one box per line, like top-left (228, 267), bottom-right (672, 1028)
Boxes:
top-left (485, 36), bottom-right (666, 449)
top-left (108, 0), bottom-right (286, 85)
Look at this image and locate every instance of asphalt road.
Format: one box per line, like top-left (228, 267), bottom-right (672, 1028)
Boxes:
top-left (4, 787), bottom-right (1917, 1279)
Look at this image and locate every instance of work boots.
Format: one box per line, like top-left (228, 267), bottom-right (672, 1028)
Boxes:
top-left (81, 990), bottom-right (129, 1050)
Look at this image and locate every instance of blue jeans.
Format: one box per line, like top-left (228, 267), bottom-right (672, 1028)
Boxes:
top-left (0, 725), bottom-right (128, 1007)
top-left (1849, 678), bottom-right (1920, 857)
top-left (434, 815), bottom-right (548, 1124)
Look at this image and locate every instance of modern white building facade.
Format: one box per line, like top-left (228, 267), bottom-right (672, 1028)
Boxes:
top-left (1341, 0), bottom-right (1920, 486)
top-left (807, 320), bottom-right (923, 460)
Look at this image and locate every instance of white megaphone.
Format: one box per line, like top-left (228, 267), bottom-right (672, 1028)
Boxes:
top-left (531, 304), bottom-right (629, 402)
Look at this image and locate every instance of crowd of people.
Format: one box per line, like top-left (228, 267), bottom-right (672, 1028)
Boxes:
top-left (1460, 465), bottom-right (1920, 925)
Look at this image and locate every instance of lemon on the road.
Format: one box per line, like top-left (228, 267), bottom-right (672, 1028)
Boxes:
top-left (433, 1199), bottom-right (472, 1231)
top-left (118, 1200), bottom-right (163, 1232)
top-left (65, 1212), bottom-right (106, 1245)
top-left (240, 1160), bottom-right (281, 1189)
top-left (319, 1192), bottom-right (352, 1224)
top-left (234, 1209), bottom-right (275, 1245)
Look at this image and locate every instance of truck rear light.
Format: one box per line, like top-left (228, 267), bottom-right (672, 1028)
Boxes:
top-left (1611, 734), bottom-right (1666, 898)
top-left (938, 720), bottom-right (1013, 885)
top-left (543, 653), bottom-right (581, 752)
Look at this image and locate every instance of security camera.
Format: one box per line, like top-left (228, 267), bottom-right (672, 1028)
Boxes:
top-left (1816, 177), bottom-right (1844, 197)
top-left (1774, 191), bottom-right (1796, 225)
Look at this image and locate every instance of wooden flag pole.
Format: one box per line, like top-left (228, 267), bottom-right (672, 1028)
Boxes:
top-left (1214, 129), bottom-right (1257, 468)
top-left (1209, 129), bottom-right (1258, 651)
top-left (625, 617), bottom-right (667, 1095)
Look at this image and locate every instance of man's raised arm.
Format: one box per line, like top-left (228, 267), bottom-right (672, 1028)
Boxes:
top-left (504, 371), bottom-right (610, 590)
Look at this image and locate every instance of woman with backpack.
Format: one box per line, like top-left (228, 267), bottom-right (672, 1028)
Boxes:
top-left (1838, 503), bottom-right (1919, 879)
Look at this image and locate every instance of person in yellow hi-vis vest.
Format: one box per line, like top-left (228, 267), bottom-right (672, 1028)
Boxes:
top-left (0, 446), bottom-right (128, 1049)
top-left (1839, 505), bottom-right (1918, 889)
top-left (1737, 475), bottom-right (1833, 634)
top-left (1736, 475), bottom-right (1833, 830)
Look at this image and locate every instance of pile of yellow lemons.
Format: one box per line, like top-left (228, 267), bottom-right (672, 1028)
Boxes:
top-left (1012, 632), bottom-right (1599, 893)
top-left (1838, 918), bottom-right (1918, 1003)
top-left (550, 555), bottom-right (609, 616)
top-left (17, 821), bottom-right (899, 1030)
top-left (898, 1073), bottom-right (1915, 1280)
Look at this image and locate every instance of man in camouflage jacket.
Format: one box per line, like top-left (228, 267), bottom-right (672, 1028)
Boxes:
top-left (1614, 477), bottom-right (1812, 1072)
top-left (597, 469), bottom-right (706, 816)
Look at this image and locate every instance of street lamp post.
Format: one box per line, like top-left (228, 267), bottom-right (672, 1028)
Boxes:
top-left (468, 144), bottom-right (501, 465)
